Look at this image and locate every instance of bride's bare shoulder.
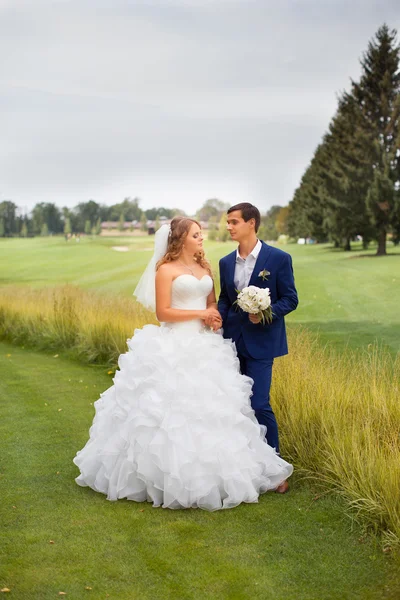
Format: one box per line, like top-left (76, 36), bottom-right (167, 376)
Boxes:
top-left (157, 262), bottom-right (178, 278)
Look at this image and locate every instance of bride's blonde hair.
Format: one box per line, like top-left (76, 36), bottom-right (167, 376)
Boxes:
top-left (156, 216), bottom-right (211, 273)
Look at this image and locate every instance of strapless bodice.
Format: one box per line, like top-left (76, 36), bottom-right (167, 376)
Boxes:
top-left (162, 274), bottom-right (213, 333)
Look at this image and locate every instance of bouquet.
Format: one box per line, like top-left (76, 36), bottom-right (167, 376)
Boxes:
top-left (235, 285), bottom-right (273, 324)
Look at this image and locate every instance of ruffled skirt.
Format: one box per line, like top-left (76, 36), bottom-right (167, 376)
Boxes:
top-left (73, 324), bottom-right (293, 511)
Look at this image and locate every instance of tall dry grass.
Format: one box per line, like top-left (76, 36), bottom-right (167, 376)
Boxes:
top-left (0, 284), bottom-right (399, 544)
top-left (0, 285), bottom-right (157, 365)
top-left (274, 328), bottom-right (400, 547)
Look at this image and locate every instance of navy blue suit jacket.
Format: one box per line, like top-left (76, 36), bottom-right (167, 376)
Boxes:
top-left (218, 241), bottom-right (298, 360)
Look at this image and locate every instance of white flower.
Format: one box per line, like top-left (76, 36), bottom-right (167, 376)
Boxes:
top-left (236, 286), bottom-right (271, 315)
top-left (258, 269), bottom-right (270, 281)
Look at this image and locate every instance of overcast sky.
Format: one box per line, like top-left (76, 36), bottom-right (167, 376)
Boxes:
top-left (1, 0), bottom-right (400, 216)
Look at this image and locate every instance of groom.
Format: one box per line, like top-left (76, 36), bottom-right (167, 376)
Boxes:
top-left (217, 203), bottom-right (298, 491)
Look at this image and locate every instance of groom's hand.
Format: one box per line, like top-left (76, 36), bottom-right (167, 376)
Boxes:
top-left (205, 314), bottom-right (222, 330)
top-left (249, 314), bottom-right (262, 324)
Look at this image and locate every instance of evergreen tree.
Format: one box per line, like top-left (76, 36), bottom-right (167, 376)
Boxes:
top-left (0, 218), bottom-right (4, 237)
top-left (32, 203), bottom-right (63, 235)
top-left (352, 24), bottom-right (400, 255)
top-left (318, 96), bottom-right (374, 250)
top-left (391, 188), bottom-right (400, 245)
top-left (288, 25), bottom-right (400, 252)
top-left (367, 162), bottom-right (395, 249)
top-left (287, 190), bottom-right (313, 241)
top-left (74, 200), bottom-right (102, 233)
top-left (288, 100), bottom-right (373, 249)
top-left (95, 217), bottom-right (102, 235)
top-left (84, 220), bottom-right (91, 235)
top-left (0, 201), bottom-right (18, 236)
top-left (154, 215), bottom-right (160, 231)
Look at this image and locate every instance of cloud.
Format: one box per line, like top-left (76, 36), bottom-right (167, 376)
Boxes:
top-left (1, 0), bottom-right (399, 213)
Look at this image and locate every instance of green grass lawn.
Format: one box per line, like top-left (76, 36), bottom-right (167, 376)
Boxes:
top-left (288, 242), bottom-right (400, 353)
top-left (1, 341), bottom-right (399, 600)
top-left (1, 235), bottom-right (399, 352)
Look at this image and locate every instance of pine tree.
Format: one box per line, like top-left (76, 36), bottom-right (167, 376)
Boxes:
top-left (288, 25), bottom-right (400, 253)
top-left (287, 146), bottom-right (328, 243)
top-left (352, 24), bottom-right (400, 255)
top-left (95, 217), bottom-right (102, 235)
top-left (0, 201), bottom-right (17, 236)
top-left (84, 220), bottom-right (91, 235)
top-left (0, 218), bottom-right (4, 237)
top-left (317, 96), bottom-right (374, 250)
top-left (367, 162), bottom-right (395, 250)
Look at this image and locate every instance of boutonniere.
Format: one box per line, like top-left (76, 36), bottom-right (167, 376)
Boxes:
top-left (258, 269), bottom-right (270, 281)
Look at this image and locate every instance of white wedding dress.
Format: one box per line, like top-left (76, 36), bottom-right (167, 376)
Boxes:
top-left (74, 274), bottom-right (293, 510)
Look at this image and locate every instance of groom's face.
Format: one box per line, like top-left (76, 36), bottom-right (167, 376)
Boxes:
top-left (226, 210), bottom-right (254, 242)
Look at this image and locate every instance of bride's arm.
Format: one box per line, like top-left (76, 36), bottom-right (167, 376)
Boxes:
top-left (155, 267), bottom-right (220, 323)
top-left (206, 285), bottom-right (217, 309)
top-left (205, 286), bottom-right (223, 330)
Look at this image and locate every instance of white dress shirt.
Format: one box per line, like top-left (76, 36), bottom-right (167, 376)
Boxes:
top-left (234, 239), bottom-right (262, 290)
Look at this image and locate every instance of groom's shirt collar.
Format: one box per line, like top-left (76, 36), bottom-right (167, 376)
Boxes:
top-left (236, 239), bottom-right (262, 263)
top-left (234, 239), bottom-right (262, 290)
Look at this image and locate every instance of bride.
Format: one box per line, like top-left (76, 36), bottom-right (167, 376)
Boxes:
top-left (73, 217), bottom-right (292, 510)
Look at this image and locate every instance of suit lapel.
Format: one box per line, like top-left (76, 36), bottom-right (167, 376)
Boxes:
top-left (248, 241), bottom-right (272, 287)
top-left (226, 250), bottom-right (237, 295)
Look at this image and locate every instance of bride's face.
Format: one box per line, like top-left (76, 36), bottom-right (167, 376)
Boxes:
top-left (184, 223), bottom-right (204, 255)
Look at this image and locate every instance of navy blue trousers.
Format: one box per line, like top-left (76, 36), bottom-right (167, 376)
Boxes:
top-left (235, 336), bottom-right (279, 453)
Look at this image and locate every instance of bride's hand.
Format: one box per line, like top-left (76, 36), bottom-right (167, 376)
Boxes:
top-left (203, 307), bottom-right (221, 325)
top-left (208, 316), bottom-right (222, 331)
top-left (202, 306), bottom-right (222, 331)
top-left (203, 309), bottom-right (222, 331)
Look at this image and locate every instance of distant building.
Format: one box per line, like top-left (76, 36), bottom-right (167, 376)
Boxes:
top-left (100, 217), bottom-right (209, 235)
top-left (101, 221), bottom-right (139, 231)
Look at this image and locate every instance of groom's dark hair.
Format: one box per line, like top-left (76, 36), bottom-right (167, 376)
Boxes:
top-left (227, 203), bottom-right (261, 233)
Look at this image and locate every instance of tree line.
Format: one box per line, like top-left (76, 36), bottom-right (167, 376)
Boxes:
top-left (3, 26), bottom-right (398, 252)
top-left (0, 194), bottom-right (289, 242)
top-left (287, 24), bottom-right (400, 255)
top-left (0, 198), bottom-right (185, 238)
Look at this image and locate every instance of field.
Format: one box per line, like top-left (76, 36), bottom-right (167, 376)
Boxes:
top-left (1, 235), bottom-right (399, 352)
top-left (0, 234), bottom-right (399, 598)
top-left (1, 341), bottom-right (399, 600)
